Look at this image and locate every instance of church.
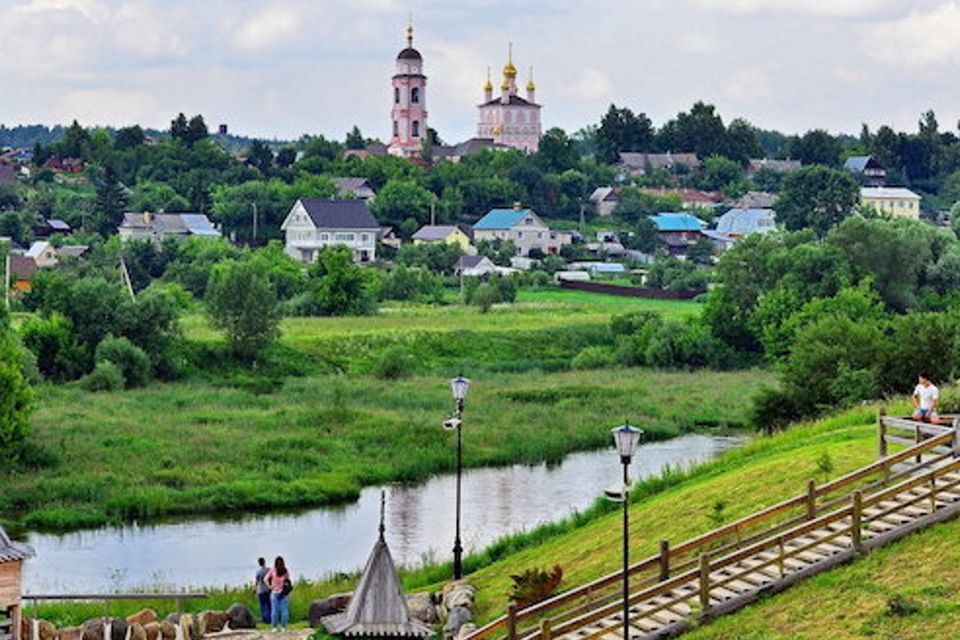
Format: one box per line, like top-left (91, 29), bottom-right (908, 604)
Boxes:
top-left (386, 26), bottom-right (542, 159)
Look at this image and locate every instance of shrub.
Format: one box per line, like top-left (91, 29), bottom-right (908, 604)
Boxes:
top-left (20, 313), bottom-right (82, 381)
top-left (508, 565), bottom-right (563, 608)
top-left (749, 386), bottom-right (802, 434)
top-left (470, 283), bottom-right (499, 313)
top-left (611, 311), bottom-right (663, 366)
top-left (80, 360), bottom-right (125, 392)
top-left (206, 260), bottom-right (280, 360)
top-left (571, 346), bottom-right (614, 370)
top-left (382, 265), bottom-right (444, 303)
top-left (95, 336), bottom-right (151, 388)
top-left (645, 320), bottom-right (734, 370)
top-left (371, 346), bottom-right (418, 380)
top-left (0, 331), bottom-right (34, 453)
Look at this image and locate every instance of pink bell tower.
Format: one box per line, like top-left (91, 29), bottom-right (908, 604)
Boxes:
top-left (388, 24), bottom-right (428, 158)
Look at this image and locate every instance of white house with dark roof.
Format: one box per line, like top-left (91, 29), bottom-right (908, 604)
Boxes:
top-left (281, 199), bottom-right (380, 264)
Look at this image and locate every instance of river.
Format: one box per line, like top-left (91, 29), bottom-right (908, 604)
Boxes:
top-left (22, 434), bottom-right (742, 593)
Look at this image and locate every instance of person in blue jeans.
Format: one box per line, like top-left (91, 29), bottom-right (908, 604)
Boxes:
top-left (265, 556), bottom-right (292, 632)
top-left (254, 557), bottom-right (271, 624)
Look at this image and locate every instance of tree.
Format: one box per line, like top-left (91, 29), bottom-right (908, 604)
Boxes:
top-left (310, 246), bottom-right (378, 316)
top-left (536, 127), bottom-right (579, 173)
top-left (624, 217), bottom-right (660, 253)
top-left (695, 155), bottom-right (745, 192)
top-left (774, 165), bottom-right (859, 236)
top-left (114, 125), bottom-right (145, 150)
top-left (57, 119), bottom-right (91, 158)
top-left (595, 105), bottom-right (654, 164)
top-left (0, 328), bottom-right (34, 454)
top-left (657, 101), bottom-right (727, 158)
top-left (128, 181), bottom-right (190, 213)
top-left (206, 260), bottom-right (280, 360)
top-left (788, 129), bottom-right (842, 167)
top-left (345, 126), bottom-right (366, 150)
top-left (170, 113), bottom-right (208, 148)
top-left (94, 165), bottom-right (129, 234)
top-left (724, 118), bottom-right (763, 163)
top-left (371, 179), bottom-right (437, 231)
top-left (246, 140), bottom-right (274, 174)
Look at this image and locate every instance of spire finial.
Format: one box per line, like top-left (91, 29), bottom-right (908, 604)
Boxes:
top-left (406, 10), bottom-right (413, 48)
top-left (379, 490), bottom-right (386, 539)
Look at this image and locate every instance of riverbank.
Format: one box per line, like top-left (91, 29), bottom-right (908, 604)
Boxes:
top-left (25, 403), bottom-right (903, 631)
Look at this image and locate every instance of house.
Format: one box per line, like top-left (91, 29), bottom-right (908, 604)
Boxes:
top-left (455, 255), bottom-right (497, 277)
top-left (700, 230), bottom-right (738, 253)
top-left (616, 152), bottom-right (700, 177)
top-left (844, 156), bottom-right (886, 186)
top-left (715, 208), bottom-right (777, 237)
top-left (119, 212), bottom-right (220, 243)
top-left (472, 204), bottom-right (572, 257)
top-left (731, 191), bottom-right (776, 209)
top-left (640, 187), bottom-right (723, 210)
top-left (860, 187), bottom-right (921, 219)
top-left (333, 177), bottom-right (377, 202)
top-left (649, 213), bottom-right (705, 257)
top-left (433, 137), bottom-right (512, 163)
top-left (412, 225), bottom-right (473, 252)
top-left (25, 241), bottom-right (58, 267)
top-left (7, 255), bottom-right (37, 294)
top-left (0, 524), bottom-right (35, 640)
top-left (281, 199), bottom-right (380, 264)
top-left (589, 187), bottom-right (620, 217)
top-left (55, 245), bottom-right (89, 260)
top-left (586, 231), bottom-right (626, 256)
top-left (42, 157), bottom-right (84, 173)
top-left (745, 158), bottom-right (801, 176)
top-left (32, 219), bottom-right (71, 238)
top-left (378, 227), bottom-right (403, 250)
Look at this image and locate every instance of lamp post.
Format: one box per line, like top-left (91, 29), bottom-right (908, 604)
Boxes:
top-left (447, 375), bottom-right (471, 580)
top-left (611, 422), bottom-right (643, 640)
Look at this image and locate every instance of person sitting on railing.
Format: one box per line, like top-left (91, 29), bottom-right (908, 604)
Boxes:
top-left (912, 374), bottom-right (941, 425)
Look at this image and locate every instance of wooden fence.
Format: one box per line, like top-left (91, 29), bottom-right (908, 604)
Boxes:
top-left (465, 413), bottom-right (960, 640)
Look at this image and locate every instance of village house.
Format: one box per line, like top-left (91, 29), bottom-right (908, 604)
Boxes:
top-left (649, 212), bottom-right (704, 257)
top-left (0, 525), bottom-right (34, 640)
top-left (281, 199), bottom-right (380, 264)
top-left (333, 177), bottom-right (377, 202)
top-left (118, 212), bottom-right (220, 243)
top-left (714, 208), bottom-right (777, 237)
top-left (32, 219), bottom-right (71, 238)
top-left (616, 152), bottom-right (701, 177)
top-left (731, 191), bottom-right (776, 209)
top-left (472, 204), bottom-right (572, 257)
top-left (860, 187), bottom-right (921, 219)
top-left (455, 254), bottom-right (497, 277)
top-left (640, 187), bottom-right (723, 210)
top-left (412, 225), bottom-right (473, 251)
top-left (745, 158), bottom-right (801, 177)
top-left (7, 255), bottom-right (37, 294)
top-left (378, 226), bottom-right (403, 250)
top-left (24, 241), bottom-right (58, 268)
top-left (589, 187), bottom-right (620, 217)
top-left (844, 156), bottom-right (887, 186)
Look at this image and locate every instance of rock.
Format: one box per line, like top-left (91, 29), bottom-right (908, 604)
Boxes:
top-left (307, 593), bottom-right (351, 628)
top-left (457, 623), bottom-right (478, 640)
top-left (57, 628), bottom-right (82, 640)
top-left (178, 614), bottom-right (200, 640)
top-left (157, 620), bottom-right (176, 640)
top-left (443, 607), bottom-right (472, 639)
top-left (442, 581), bottom-right (476, 611)
top-left (407, 593), bottom-right (438, 625)
top-left (80, 619), bottom-right (104, 640)
top-left (225, 604), bottom-right (255, 631)
top-left (142, 622), bottom-right (160, 640)
top-left (126, 611), bottom-right (157, 628)
top-left (198, 612), bottom-right (230, 635)
top-left (128, 623), bottom-right (146, 640)
top-left (109, 618), bottom-right (129, 640)
top-left (163, 615), bottom-right (179, 626)
top-left (19, 617), bottom-right (54, 640)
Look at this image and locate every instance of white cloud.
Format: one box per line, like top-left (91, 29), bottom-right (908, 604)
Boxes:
top-left (568, 69), bottom-right (612, 101)
top-left (689, 0), bottom-right (891, 17)
top-left (863, 2), bottom-right (960, 67)
top-left (15, 0), bottom-right (109, 21)
top-left (232, 4), bottom-right (305, 52)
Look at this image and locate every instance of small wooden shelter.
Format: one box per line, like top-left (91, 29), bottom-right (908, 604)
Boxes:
top-left (322, 493), bottom-right (432, 639)
top-left (0, 526), bottom-right (34, 640)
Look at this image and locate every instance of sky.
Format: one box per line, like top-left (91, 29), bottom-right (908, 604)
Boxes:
top-left (2, 0), bottom-right (960, 144)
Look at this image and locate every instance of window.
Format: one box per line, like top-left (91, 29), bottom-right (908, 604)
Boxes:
top-left (394, 87), bottom-right (400, 104)
top-left (412, 120), bottom-right (420, 137)
top-left (393, 120), bottom-right (399, 137)
top-left (525, 217), bottom-right (533, 225)
top-left (321, 233), bottom-right (329, 241)
top-left (537, 232), bottom-right (543, 239)
top-left (411, 87), bottom-right (419, 104)
top-left (361, 233), bottom-right (369, 242)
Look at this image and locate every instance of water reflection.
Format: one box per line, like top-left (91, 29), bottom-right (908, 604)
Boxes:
top-left (23, 434), bottom-right (741, 593)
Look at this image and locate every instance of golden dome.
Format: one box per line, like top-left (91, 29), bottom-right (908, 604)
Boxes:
top-left (484, 67), bottom-right (493, 91)
top-left (503, 42), bottom-right (517, 78)
top-left (526, 67), bottom-right (535, 91)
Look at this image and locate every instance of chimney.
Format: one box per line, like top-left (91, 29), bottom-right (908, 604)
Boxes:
top-left (143, 211), bottom-right (153, 224)
top-left (512, 201), bottom-right (522, 210)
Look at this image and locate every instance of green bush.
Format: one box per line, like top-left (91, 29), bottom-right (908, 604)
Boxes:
top-left (470, 283), bottom-right (500, 313)
top-left (645, 320), bottom-right (734, 370)
top-left (20, 313), bottom-right (81, 382)
top-left (749, 387), bottom-right (802, 434)
top-left (371, 346), bottom-right (418, 380)
top-left (80, 360), bottom-right (125, 392)
top-left (571, 346), bottom-right (614, 370)
top-left (0, 331), bottom-right (34, 453)
top-left (611, 311), bottom-right (664, 366)
top-left (95, 336), bottom-right (151, 388)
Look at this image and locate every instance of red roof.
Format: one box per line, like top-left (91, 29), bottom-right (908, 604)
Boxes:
top-left (8, 255), bottom-right (37, 280)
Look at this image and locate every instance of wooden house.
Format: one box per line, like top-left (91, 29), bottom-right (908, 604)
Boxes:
top-left (0, 526), bottom-right (34, 640)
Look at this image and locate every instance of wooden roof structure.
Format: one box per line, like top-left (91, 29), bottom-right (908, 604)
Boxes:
top-left (0, 528), bottom-right (33, 565)
top-left (322, 493), bottom-right (432, 638)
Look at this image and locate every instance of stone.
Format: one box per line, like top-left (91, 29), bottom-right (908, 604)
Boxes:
top-left (109, 617), bottom-right (129, 640)
top-left (126, 611), bottom-right (157, 627)
top-left (307, 593), bottom-right (351, 628)
top-left (442, 581), bottom-right (476, 611)
top-left (198, 612), bottom-right (229, 635)
top-left (457, 623), bottom-right (478, 640)
top-left (225, 604), bottom-right (255, 631)
top-left (128, 623), bottom-right (146, 640)
top-left (57, 628), bottom-right (82, 640)
top-left (407, 593), bottom-right (438, 625)
top-left (443, 607), bottom-right (472, 639)
top-left (178, 614), bottom-right (200, 640)
top-left (142, 622), bottom-right (160, 640)
top-left (157, 620), bottom-right (177, 640)
top-left (80, 619), bottom-right (104, 640)
top-left (19, 617), bottom-right (54, 640)
top-left (163, 615), bottom-right (179, 626)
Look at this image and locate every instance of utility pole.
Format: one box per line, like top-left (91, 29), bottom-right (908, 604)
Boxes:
top-left (119, 253), bottom-right (136, 301)
top-left (430, 202), bottom-right (436, 226)
top-left (4, 251), bottom-right (10, 312)
top-left (252, 202), bottom-right (259, 245)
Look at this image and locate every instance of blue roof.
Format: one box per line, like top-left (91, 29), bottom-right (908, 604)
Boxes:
top-left (180, 214), bottom-right (221, 237)
top-left (715, 208), bottom-right (776, 235)
top-left (649, 213), bottom-right (703, 232)
top-left (474, 209), bottom-right (533, 230)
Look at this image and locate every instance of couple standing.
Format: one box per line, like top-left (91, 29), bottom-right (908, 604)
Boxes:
top-left (255, 556), bottom-right (294, 632)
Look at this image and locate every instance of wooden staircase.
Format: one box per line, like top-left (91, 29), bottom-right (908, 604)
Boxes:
top-left (465, 413), bottom-right (960, 640)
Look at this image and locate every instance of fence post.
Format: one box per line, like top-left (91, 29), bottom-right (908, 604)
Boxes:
top-left (806, 479), bottom-right (817, 520)
top-left (916, 425), bottom-right (923, 465)
top-left (777, 537), bottom-right (786, 578)
top-left (103, 599), bottom-right (109, 619)
top-left (852, 491), bottom-right (863, 553)
top-left (506, 604), bottom-right (517, 640)
top-left (953, 418), bottom-right (960, 458)
top-left (698, 555), bottom-right (711, 614)
top-left (877, 407), bottom-right (887, 459)
top-left (539, 619), bottom-right (552, 640)
top-left (930, 474), bottom-right (938, 513)
top-left (658, 540), bottom-right (670, 581)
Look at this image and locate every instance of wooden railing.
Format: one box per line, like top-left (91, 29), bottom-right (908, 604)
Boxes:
top-left (0, 612), bottom-right (11, 640)
top-left (466, 414), bottom-right (960, 640)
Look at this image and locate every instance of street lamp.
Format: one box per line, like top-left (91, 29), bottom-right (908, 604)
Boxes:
top-left (611, 422), bottom-right (643, 640)
top-left (446, 375), bottom-right (471, 580)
